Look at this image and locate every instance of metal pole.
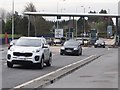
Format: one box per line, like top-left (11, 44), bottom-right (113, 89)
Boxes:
top-left (69, 16), bottom-right (71, 39)
top-left (75, 8), bottom-right (78, 38)
top-left (57, 18), bottom-right (59, 29)
top-left (76, 19), bottom-right (77, 38)
top-left (28, 15), bottom-right (30, 37)
top-left (83, 17), bottom-right (85, 37)
top-left (57, 1), bottom-right (59, 29)
top-left (83, 8), bottom-right (85, 37)
top-left (57, 1), bottom-right (59, 13)
top-left (116, 17), bottom-right (119, 45)
top-left (34, 16), bottom-right (37, 37)
top-left (12, 0), bottom-right (14, 40)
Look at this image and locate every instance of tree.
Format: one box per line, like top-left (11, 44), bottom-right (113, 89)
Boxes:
top-left (2, 20), bottom-right (5, 34)
top-left (77, 17), bottom-right (90, 34)
top-left (24, 2), bottom-right (53, 36)
top-left (99, 9), bottom-right (107, 14)
top-left (24, 2), bottom-right (36, 12)
top-left (87, 9), bottom-right (115, 37)
top-left (0, 8), bottom-right (6, 21)
top-left (24, 2), bottom-right (37, 36)
top-left (5, 19), bottom-right (12, 34)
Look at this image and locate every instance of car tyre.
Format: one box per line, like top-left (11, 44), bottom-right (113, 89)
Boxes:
top-left (80, 51), bottom-right (82, 55)
top-left (39, 58), bottom-right (44, 69)
top-left (94, 46), bottom-right (97, 48)
top-left (7, 61), bottom-right (13, 68)
top-left (46, 55), bottom-right (52, 67)
top-left (60, 52), bottom-right (63, 55)
top-left (77, 51), bottom-right (80, 56)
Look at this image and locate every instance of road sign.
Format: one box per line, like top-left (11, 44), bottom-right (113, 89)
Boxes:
top-left (55, 29), bottom-right (63, 38)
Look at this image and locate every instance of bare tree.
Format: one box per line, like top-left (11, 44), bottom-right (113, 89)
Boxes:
top-left (0, 8), bottom-right (6, 21)
top-left (24, 2), bottom-right (37, 36)
top-left (24, 2), bottom-right (36, 12)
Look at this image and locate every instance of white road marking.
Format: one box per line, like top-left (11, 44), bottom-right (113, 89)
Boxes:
top-left (14, 55), bottom-right (95, 88)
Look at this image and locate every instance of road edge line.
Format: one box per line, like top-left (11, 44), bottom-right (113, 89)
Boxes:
top-left (12, 54), bottom-right (100, 89)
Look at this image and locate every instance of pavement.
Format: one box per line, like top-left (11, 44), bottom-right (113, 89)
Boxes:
top-left (45, 48), bottom-right (118, 88)
top-left (0, 44), bottom-right (8, 61)
top-left (0, 44), bottom-right (8, 51)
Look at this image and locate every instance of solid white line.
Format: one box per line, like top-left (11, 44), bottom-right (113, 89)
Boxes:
top-left (14, 54), bottom-right (96, 88)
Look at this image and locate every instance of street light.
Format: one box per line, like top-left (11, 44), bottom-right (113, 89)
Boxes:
top-left (56, 0), bottom-right (66, 29)
top-left (81, 6), bottom-right (86, 37)
top-left (75, 7), bottom-right (79, 38)
top-left (80, 6), bottom-right (90, 37)
top-left (108, 9), bottom-right (110, 14)
top-left (57, 0), bottom-right (66, 13)
top-left (61, 8), bottom-right (65, 13)
top-left (12, 0), bottom-right (14, 40)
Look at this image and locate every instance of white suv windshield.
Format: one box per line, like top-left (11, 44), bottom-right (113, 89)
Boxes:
top-left (16, 38), bottom-right (42, 47)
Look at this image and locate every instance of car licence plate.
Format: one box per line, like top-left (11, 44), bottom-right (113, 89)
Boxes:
top-left (66, 50), bottom-right (72, 52)
top-left (17, 57), bottom-right (26, 60)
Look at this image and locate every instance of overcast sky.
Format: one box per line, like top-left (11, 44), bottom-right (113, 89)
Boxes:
top-left (0, 0), bottom-right (120, 21)
top-left (0, 0), bottom-right (119, 13)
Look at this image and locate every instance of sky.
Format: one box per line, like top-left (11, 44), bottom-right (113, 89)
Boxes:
top-left (0, 0), bottom-right (120, 21)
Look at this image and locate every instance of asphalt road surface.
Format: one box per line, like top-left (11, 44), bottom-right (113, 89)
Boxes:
top-left (46, 47), bottom-right (118, 88)
top-left (1, 46), bottom-right (117, 88)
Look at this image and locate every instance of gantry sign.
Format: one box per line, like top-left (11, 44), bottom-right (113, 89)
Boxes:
top-left (24, 12), bottom-right (120, 45)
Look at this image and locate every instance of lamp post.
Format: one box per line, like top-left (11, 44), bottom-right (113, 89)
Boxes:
top-left (12, 0), bottom-right (14, 40)
top-left (28, 15), bottom-right (30, 37)
top-left (57, 0), bottom-right (66, 13)
top-left (56, 0), bottom-right (66, 29)
top-left (108, 9), bottom-right (110, 14)
top-left (81, 6), bottom-right (86, 37)
top-left (80, 6), bottom-right (90, 37)
top-left (61, 8), bottom-right (65, 13)
top-left (75, 7), bottom-right (79, 38)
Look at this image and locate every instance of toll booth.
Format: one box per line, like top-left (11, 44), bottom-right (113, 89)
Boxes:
top-left (89, 29), bottom-right (98, 44)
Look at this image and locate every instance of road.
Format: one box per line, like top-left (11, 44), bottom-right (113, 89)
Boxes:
top-left (46, 47), bottom-right (118, 88)
top-left (1, 45), bottom-right (118, 88)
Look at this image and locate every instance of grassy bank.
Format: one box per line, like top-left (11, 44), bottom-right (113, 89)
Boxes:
top-left (0, 34), bottom-right (21, 38)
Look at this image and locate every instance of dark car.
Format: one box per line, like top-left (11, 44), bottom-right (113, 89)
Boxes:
top-left (94, 39), bottom-right (105, 48)
top-left (60, 40), bottom-right (82, 56)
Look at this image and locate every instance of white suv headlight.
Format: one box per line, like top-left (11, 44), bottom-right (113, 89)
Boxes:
top-left (61, 47), bottom-right (65, 50)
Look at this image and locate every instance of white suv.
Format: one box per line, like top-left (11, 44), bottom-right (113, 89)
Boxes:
top-left (7, 37), bottom-right (52, 69)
